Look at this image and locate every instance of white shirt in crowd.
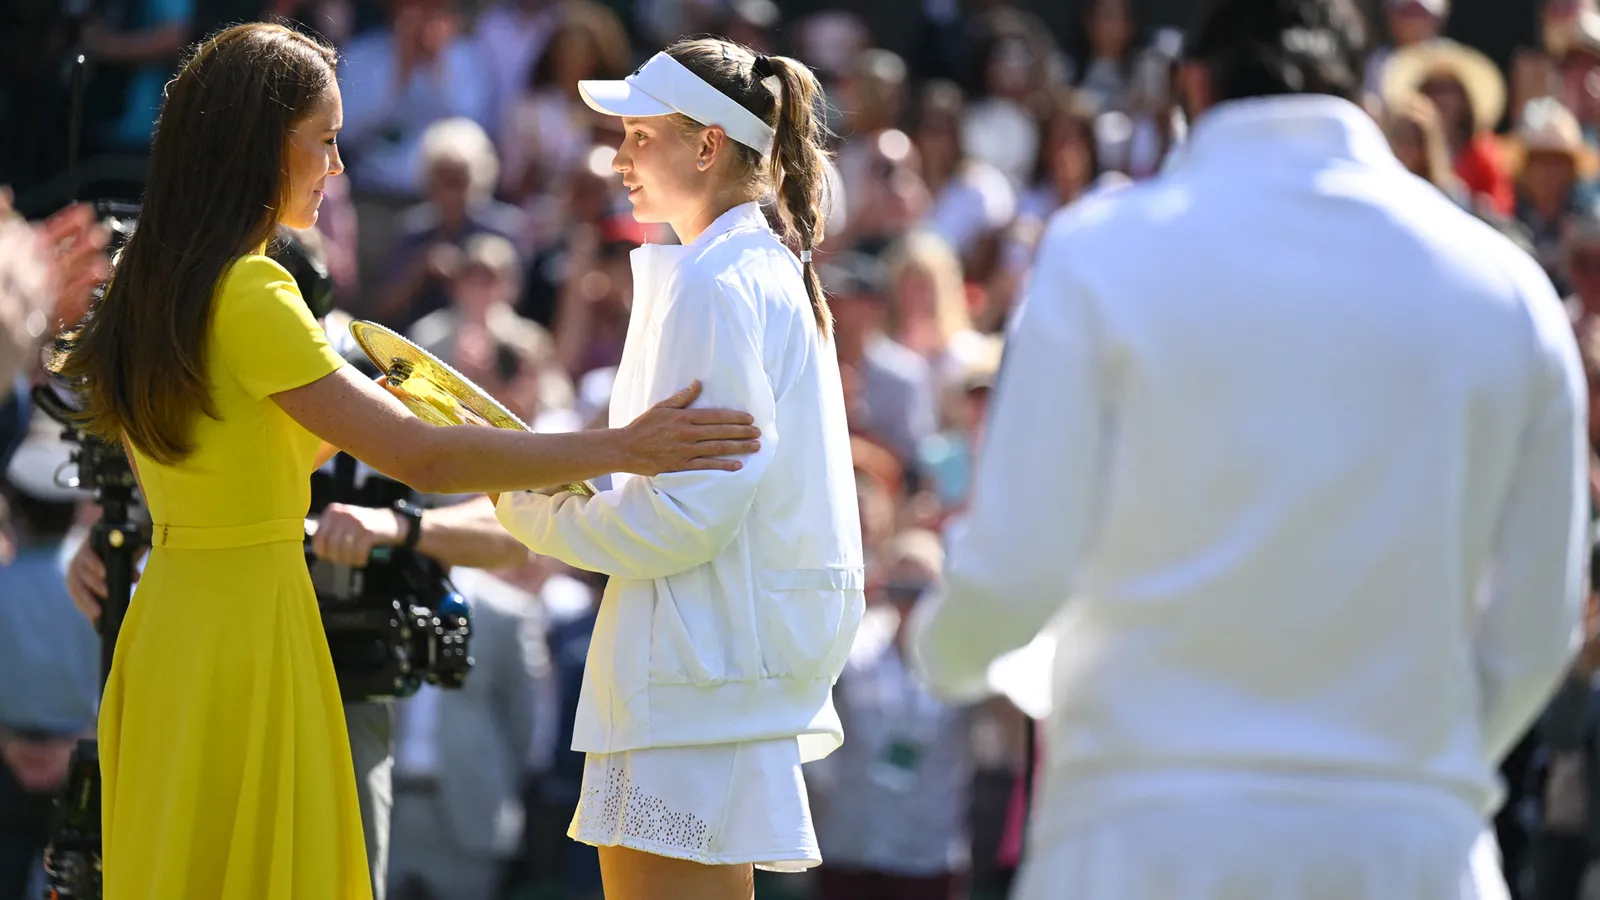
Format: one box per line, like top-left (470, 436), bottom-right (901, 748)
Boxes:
top-left (913, 93), bottom-right (1586, 845)
top-left (496, 202), bottom-right (864, 763)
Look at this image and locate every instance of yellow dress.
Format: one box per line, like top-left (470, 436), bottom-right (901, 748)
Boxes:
top-left (99, 255), bottom-right (371, 899)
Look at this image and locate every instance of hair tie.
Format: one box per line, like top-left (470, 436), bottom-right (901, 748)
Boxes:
top-left (798, 249), bottom-right (812, 263)
top-left (752, 55), bottom-right (776, 80)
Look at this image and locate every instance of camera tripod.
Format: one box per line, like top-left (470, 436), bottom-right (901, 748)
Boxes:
top-left (33, 387), bottom-right (144, 900)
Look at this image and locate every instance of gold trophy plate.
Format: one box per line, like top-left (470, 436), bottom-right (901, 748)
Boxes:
top-left (349, 320), bottom-right (595, 497)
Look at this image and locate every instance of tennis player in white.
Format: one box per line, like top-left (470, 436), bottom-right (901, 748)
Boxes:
top-left (911, 0), bottom-right (1585, 898)
top-left (492, 39), bottom-right (863, 900)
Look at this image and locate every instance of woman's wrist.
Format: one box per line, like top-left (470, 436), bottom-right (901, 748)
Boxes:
top-left (595, 425), bottom-right (638, 476)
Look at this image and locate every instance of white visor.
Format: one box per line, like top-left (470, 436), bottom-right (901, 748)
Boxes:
top-left (579, 52), bottom-right (775, 157)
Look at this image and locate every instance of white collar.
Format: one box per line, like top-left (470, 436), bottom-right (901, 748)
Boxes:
top-left (1176, 95), bottom-right (1401, 172)
top-left (687, 201), bottom-right (770, 248)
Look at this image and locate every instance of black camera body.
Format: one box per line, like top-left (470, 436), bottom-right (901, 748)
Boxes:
top-left (310, 540), bottom-right (473, 702)
top-left (308, 446), bottom-right (474, 704)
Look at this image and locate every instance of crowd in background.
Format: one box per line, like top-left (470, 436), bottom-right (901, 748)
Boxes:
top-left (2, 0), bottom-right (1600, 898)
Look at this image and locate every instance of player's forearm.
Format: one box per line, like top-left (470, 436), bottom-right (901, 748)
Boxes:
top-left (495, 471), bottom-right (761, 580)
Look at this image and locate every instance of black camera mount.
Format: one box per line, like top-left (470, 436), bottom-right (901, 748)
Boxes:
top-left (32, 385), bottom-right (143, 900)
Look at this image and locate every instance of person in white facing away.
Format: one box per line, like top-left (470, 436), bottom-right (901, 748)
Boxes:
top-left (909, 0), bottom-right (1589, 898)
top-left (491, 38), bottom-right (863, 900)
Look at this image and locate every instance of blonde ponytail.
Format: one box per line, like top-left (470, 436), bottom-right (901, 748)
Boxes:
top-left (665, 39), bottom-right (836, 339)
top-left (760, 55), bottom-right (833, 339)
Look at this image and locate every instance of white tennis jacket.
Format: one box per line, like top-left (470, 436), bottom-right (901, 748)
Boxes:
top-left (496, 202), bottom-right (864, 762)
top-left (912, 95), bottom-right (1586, 829)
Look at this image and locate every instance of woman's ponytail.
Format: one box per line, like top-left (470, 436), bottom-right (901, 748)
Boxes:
top-left (760, 55), bottom-right (833, 339)
top-left (666, 40), bottom-right (836, 338)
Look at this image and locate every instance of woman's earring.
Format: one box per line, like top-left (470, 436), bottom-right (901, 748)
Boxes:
top-left (698, 161), bottom-right (708, 170)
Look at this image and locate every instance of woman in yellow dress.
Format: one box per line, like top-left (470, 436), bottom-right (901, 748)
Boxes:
top-left (52, 23), bottom-right (760, 900)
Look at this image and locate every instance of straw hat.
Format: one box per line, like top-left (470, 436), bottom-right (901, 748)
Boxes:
top-left (1382, 39), bottom-right (1507, 132)
top-left (1504, 96), bottom-right (1600, 179)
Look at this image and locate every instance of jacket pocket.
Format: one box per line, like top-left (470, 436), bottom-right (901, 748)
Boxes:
top-left (649, 577), bottom-right (718, 685)
top-left (757, 566), bottom-right (866, 681)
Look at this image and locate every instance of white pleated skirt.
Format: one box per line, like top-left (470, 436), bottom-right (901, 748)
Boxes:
top-left (567, 737), bottom-right (820, 872)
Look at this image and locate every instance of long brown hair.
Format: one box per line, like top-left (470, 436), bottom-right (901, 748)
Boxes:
top-left (664, 38), bottom-right (835, 338)
top-left (53, 23), bottom-right (337, 464)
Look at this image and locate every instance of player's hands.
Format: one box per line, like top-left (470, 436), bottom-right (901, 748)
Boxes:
top-left (312, 502), bottom-right (406, 566)
top-left (619, 381), bottom-right (761, 476)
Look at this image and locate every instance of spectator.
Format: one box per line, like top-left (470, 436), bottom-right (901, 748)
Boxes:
top-left (852, 446), bottom-right (905, 567)
top-left (388, 566), bottom-right (549, 900)
top-left (962, 10), bottom-right (1062, 187)
top-left (1568, 205), bottom-right (1600, 328)
top-left (821, 252), bottom-right (938, 468)
top-left (1383, 38), bottom-right (1514, 216)
top-left (548, 213), bottom-right (644, 382)
top-left (1554, 14), bottom-right (1600, 145)
top-left (835, 49), bottom-right (911, 231)
top-left (0, 447), bottom-right (98, 899)
top-left (270, 0), bottom-right (358, 45)
top-left (1362, 0), bottom-right (1449, 100)
top-left (408, 232), bottom-right (573, 423)
top-left (80, 0), bottom-right (194, 154)
top-left (1383, 92), bottom-right (1471, 207)
top-left (475, 0), bottom-right (562, 135)
top-left (498, 1), bottom-right (630, 209)
top-left (339, 0), bottom-right (494, 297)
top-left (374, 117), bottom-right (525, 329)
top-left (883, 229), bottom-right (983, 391)
top-left (915, 333), bottom-right (1001, 520)
top-left (1510, 96), bottom-right (1600, 294)
top-left (721, 0), bottom-right (782, 54)
top-left (1528, 321), bottom-right (1600, 900)
top-left (814, 529), bottom-right (974, 900)
top-left (340, 0), bottom-right (494, 198)
top-left (914, 81), bottom-right (1017, 267)
top-left (833, 128), bottom-right (931, 256)
top-left (1021, 88), bottom-right (1107, 221)
top-left (1072, 0), bottom-right (1137, 114)
top-left (1546, 0), bottom-right (1600, 79)
top-left (505, 560), bottom-right (605, 900)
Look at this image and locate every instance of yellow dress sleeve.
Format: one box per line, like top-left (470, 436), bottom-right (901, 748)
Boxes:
top-left (212, 255), bottom-right (346, 401)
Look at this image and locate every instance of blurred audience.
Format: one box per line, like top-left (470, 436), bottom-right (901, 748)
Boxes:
top-left (1, 2), bottom-right (1590, 899)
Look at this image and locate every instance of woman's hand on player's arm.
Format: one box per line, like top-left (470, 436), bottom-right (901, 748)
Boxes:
top-left (271, 365), bottom-right (759, 495)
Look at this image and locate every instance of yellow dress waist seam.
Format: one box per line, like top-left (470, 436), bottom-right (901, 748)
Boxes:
top-left (153, 517), bottom-right (306, 550)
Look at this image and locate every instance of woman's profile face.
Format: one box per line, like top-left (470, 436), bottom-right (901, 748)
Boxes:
top-left (282, 84), bottom-right (345, 230)
top-left (611, 116), bottom-right (708, 225)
